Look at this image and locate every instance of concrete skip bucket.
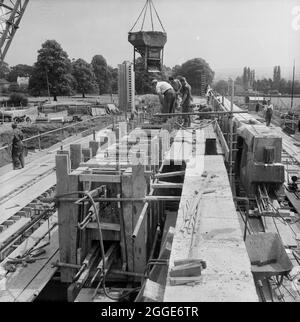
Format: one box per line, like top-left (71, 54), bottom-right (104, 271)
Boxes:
top-left (128, 31), bottom-right (167, 72)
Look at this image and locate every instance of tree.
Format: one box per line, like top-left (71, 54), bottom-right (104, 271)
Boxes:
top-left (134, 57), bottom-right (158, 94)
top-left (7, 64), bottom-right (33, 82)
top-left (235, 76), bottom-right (243, 86)
top-left (213, 80), bottom-right (228, 95)
top-left (273, 65), bottom-right (281, 90)
top-left (172, 65), bottom-right (181, 76)
top-left (173, 58), bottom-right (214, 95)
top-left (7, 93), bottom-right (28, 107)
top-left (0, 62), bottom-right (10, 79)
top-left (278, 78), bottom-right (288, 94)
top-left (91, 55), bottom-right (111, 95)
top-left (108, 66), bottom-right (118, 94)
top-left (72, 59), bottom-right (97, 98)
top-left (28, 40), bottom-right (75, 100)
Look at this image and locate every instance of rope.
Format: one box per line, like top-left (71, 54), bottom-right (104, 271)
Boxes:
top-left (129, 0), bottom-right (148, 32)
top-left (141, 0), bottom-right (149, 31)
top-left (150, 0), bottom-right (166, 32)
top-left (149, 0), bottom-right (154, 31)
top-left (129, 0), bottom-right (166, 32)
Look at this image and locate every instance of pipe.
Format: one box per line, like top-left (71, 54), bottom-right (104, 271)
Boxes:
top-left (154, 110), bottom-right (248, 117)
top-left (132, 202), bottom-right (149, 239)
top-left (54, 196), bottom-right (181, 203)
top-left (109, 269), bottom-right (144, 278)
top-left (148, 225), bottom-right (161, 260)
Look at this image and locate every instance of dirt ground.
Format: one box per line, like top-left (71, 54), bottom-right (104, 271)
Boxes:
top-left (0, 94), bottom-right (161, 168)
top-left (0, 116), bottom-right (111, 167)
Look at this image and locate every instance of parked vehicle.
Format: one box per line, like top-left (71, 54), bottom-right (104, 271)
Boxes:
top-left (0, 110), bottom-right (13, 122)
top-left (13, 115), bottom-right (31, 123)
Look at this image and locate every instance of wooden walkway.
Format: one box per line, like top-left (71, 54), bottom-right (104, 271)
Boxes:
top-left (0, 214), bottom-right (58, 302)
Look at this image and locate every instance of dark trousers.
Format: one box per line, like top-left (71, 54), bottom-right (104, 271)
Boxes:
top-left (265, 110), bottom-right (272, 126)
top-left (162, 89), bottom-right (176, 114)
top-left (12, 150), bottom-right (25, 170)
top-left (182, 104), bottom-right (192, 127)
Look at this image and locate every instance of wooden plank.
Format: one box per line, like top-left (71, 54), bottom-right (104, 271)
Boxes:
top-left (0, 218), bottom-right (30, 246)
top-left (214, 121), bottom-right (229, 160)
top-left (121, 170), bottom-right (134, 271)
top-left (89, 141), bottom-right (99, 157)
top-left (86, 222), bottom-right (120, 231)
top-left (132, 164), bottom-right (148, 273)
top-left (56, 154), bottom-right (79, 283)
top-left (0, 173), bottom-right (56, 226)
top-left (149, 227), bottom-right (174, 286)
top-left (70, 144), bottom-right (82, 170)
top-left (151, 183), bottom-right (183, 189)
top-left (79, 174), bottom-right (121, 183)
top-left (82, 148), bottom-right (92, 162)
top-left (155, 171), bottom-right (185, 179)
top-left (16, 251), bottom-right (59, 302)
top-left (0, 215), bottom-right (58, 302)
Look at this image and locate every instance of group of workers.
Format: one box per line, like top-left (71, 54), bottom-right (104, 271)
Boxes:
top-left (151, 76), bottom-right (193, 127)
top-left (255, 98), bottom-right (274, 126)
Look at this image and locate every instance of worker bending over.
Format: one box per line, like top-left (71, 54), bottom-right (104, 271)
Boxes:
top-left (264, 100), bottom-right (273, 126)
top-left (11, 123), bottom-right (25, 170)
top-left (179, 77), bottom-right (193, 127)
top-left (169, 76), bottom-right (182, 111)
top-left (152, 79), bottom-right (176, 116)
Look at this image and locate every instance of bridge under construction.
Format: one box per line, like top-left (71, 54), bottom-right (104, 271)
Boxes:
top-left (0, 0), bottom-right (300, 303)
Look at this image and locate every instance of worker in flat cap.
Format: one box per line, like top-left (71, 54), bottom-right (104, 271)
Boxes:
top-left (152, 79), bottom-right (176, 118)
top-left (11, 123), bottom-right (25, 170)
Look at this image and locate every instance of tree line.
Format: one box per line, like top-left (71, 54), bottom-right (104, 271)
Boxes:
top-left (1, 40), bottom-right (118, 100)
top-left (1, 39), bottom-right (215, 100)
top-left (214, 65), bottom-right (300, 96)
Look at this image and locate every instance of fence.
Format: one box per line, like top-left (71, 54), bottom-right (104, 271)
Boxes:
top-left (0, 114), bottom-right (123, 153)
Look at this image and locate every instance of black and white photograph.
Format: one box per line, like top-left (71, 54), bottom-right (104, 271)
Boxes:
top-left (0, 0), bottom-right (300, 309)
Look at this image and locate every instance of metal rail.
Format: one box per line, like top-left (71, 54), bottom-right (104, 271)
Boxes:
top-left (0, 114), bottom-right (114, 153)
top-left (154, 110), bottom-right (248, 117)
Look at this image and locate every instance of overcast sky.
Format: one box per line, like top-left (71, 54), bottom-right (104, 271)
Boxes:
top-left (2, 0), bottom-right (300, 79)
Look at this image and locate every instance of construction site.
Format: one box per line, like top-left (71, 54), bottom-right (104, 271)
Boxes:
top-left (0, 0), bottom-right (300, 304)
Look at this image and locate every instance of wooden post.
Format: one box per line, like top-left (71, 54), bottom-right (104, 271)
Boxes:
top-left (38, 131), bottom-right (41, 151)
top-left (89, 141), bottom-right (99, 157)
top-left (70, 144), bottom-right (82, 170)
top-left (122, 169), bottom-right (134, 271)
top-left (56, 154), bottom-right (79, 283)
top-left (132, 164), bottom-right (147, 273)
top-left (82, 148), bottom-right (92, 162)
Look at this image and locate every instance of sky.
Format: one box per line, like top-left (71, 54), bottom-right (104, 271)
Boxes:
top-left (2, 0), bottom-right (300, 80)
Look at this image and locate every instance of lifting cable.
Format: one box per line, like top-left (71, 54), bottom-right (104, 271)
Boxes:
top-left (141, 0), bottom-right (149, 31)
top-left (150, 0), bottom-right (166, 32)
top-left (129, 0), bottom-right (166, 33)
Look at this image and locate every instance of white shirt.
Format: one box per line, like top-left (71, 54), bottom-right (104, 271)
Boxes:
top-left (264, 104), bottom-right (273, 111)
top-left (156, 81), bottom-right (173, 95)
